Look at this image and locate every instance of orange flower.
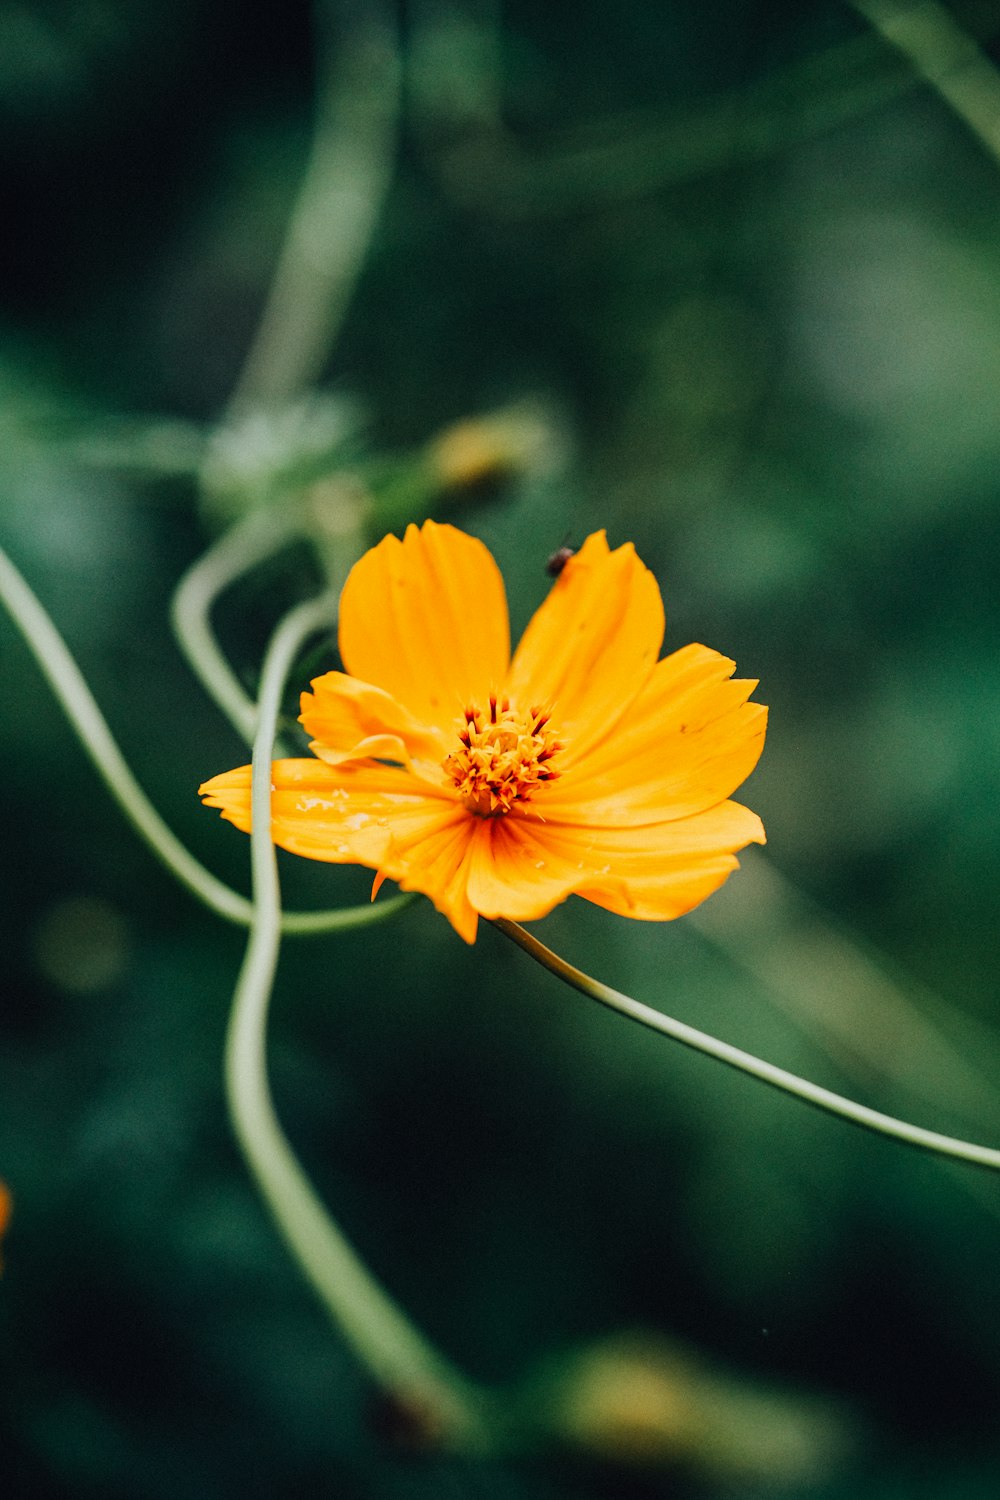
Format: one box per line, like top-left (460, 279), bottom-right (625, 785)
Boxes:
top-left (200, 523), bottom-right (766, 943)
top-left (0, 1180), bottom-right (11, 1271)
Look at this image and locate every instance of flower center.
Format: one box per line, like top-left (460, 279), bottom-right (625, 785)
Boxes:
top-left (442, 695), bottom-right (562, 816)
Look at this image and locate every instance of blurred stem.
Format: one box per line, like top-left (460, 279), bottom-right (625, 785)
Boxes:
top-left (171, 504), bottom-right (305, 749)
top-left (227, 592), bottom-right (493, 1448)
top-left (0, 543), bottom-right (409, 935)
top-left (227, 0), bottom-right (400, 412)
top-left (494, 919), bottom-right (1000, 1173)
top-left (853, 0), bottom-right (1000, 165)
top-left (411, 10), bottom-right (918, 216)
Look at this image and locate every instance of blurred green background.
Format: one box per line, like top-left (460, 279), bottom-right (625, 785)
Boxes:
top-left (4, 1), bottom-right (1000, 1495)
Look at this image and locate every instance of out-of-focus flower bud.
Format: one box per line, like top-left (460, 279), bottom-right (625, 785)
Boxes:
top-left (542, 1334), bottom-right (849, 1482)
top-left (428, 402), bottom-right (564, 493)
top-left (0, 1181), bottom-right (12, 1272)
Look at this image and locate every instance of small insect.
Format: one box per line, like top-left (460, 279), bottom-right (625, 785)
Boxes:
top-left (545, 542), bottom-right (577, 577)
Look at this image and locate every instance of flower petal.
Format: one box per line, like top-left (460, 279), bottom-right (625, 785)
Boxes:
top-left (542, 643), bottom-right (767, 824)
top-left (299, 671), bottom-right (448, 770)
top-left (338, 520), bottom-right (510, 731)
top-left (568, 801), bottom-right (765, 919)
top-left (465, 816), bottom-right (588, 921)
top-left (465, 799), bottom-right (764, 923)
top-left (504, 532), bottom-right (664, 755)
top-left (199, 759), bottom-right (480, 942)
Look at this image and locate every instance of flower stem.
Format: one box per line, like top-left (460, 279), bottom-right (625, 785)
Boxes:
top-left (228, 592), bottom-right (493, 1447)
top-left (493, 918), bottom-right (1000, 1173)
top-left (0, 542), bottom-right (409, 935)
top-left (171, 505), bottom-right (304, 748)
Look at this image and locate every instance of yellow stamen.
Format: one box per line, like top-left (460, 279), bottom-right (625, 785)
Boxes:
top-left (442, 700), bottom-right (562, 816)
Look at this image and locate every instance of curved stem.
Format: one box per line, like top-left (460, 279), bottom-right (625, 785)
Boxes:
top-left (690, 856), bottom-right (1000, 1139)
top-left (171, 504), bottom-right (304, 749)
top-left (493, 918), bottom-right (1000, 1174)
top-left (227, 593), bottom-right (492, 1447)
top-left (0, 542), bottom-right (410, 935)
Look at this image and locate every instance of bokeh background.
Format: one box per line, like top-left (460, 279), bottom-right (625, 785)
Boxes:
top-left (4, 1), bottom-right (1000, 1495)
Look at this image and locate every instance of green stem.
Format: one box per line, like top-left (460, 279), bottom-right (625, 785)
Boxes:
top-left (0, 542), bottom-right (410, 935)
top-left (853, 0), bottom-right (1000, 167)
top-left (493, 918), bottom-right (1000, 1173)
top-left (170, 504), bottom-right (303, 749)
top-left (228, 593), bottom-right (492, 1447)
top-left (690, 856), bottom-right (1000, 1140)
top-left (227, 0), bottom-right (400, 412)
top-left (415, 15), bottom-right (917, 217)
